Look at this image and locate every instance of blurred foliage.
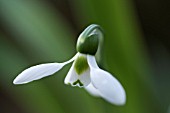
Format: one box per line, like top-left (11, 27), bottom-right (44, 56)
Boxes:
top-left (0, 0), bottom-right (169, 113)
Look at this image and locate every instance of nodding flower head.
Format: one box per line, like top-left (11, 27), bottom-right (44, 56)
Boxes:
top-left (13, 24), bottom-right (126, 105)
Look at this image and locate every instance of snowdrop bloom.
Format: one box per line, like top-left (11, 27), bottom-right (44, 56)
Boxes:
top-left (13, 24), bottom-right (126, 105)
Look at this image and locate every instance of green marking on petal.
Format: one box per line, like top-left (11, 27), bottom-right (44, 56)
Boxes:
top-left (67, 83), bottom-right (71, 85)
top-left (73, 79), bottom-right (84, 86)
top-left (74, 55), bottom-right (89, 75)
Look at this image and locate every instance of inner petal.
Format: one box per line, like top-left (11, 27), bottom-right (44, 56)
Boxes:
top-left (73, 79), bottom-right (83, 87)
top-left (74, 54), bottom-right (89, 75)
top-left (64, 53), bottom-right (91, 87)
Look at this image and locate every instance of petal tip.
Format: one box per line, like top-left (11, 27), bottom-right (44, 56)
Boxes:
top-left (13, 78), bottom-right (20, 85)
top-left (13, 78), bottom-right (24, 85)
top-left (13, 75), bottom-right (29, 85)
top-left (13, 79), bottom-right (17, 84)
top-left (112, 89), bottom-right (126, 106)
top-left (116, 96), bottom-right (126, 106)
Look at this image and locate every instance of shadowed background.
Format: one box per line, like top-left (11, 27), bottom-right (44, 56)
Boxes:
top-left (0, 0), bottom-right (169, 113)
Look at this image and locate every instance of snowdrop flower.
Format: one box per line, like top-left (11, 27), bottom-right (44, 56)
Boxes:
top-left (13, 24), bottom-right (126, 105)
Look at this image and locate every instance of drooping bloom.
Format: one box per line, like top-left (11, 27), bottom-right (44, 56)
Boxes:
top-left (13, 24), bottom-right (126, 105)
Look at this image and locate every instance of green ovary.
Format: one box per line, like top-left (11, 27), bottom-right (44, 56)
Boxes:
top-left (74, 55), bottom-right (89, 75)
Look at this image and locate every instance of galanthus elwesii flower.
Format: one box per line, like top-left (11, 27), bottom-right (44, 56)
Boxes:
top-left (13, 24), bottom-right (126, 105)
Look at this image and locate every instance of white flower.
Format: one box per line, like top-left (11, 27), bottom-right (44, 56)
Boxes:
top-left (13, 52), bottom-right (126, 105)
top-left (13, 24), bottom-right (126, 105)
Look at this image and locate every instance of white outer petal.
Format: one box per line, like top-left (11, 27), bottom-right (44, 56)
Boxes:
top-left (85, 83), bottom-right (100, 97)
top-left (87, 55), bottom-right (126, 105)
top-left (13, 53), bottom-right (78, 84)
